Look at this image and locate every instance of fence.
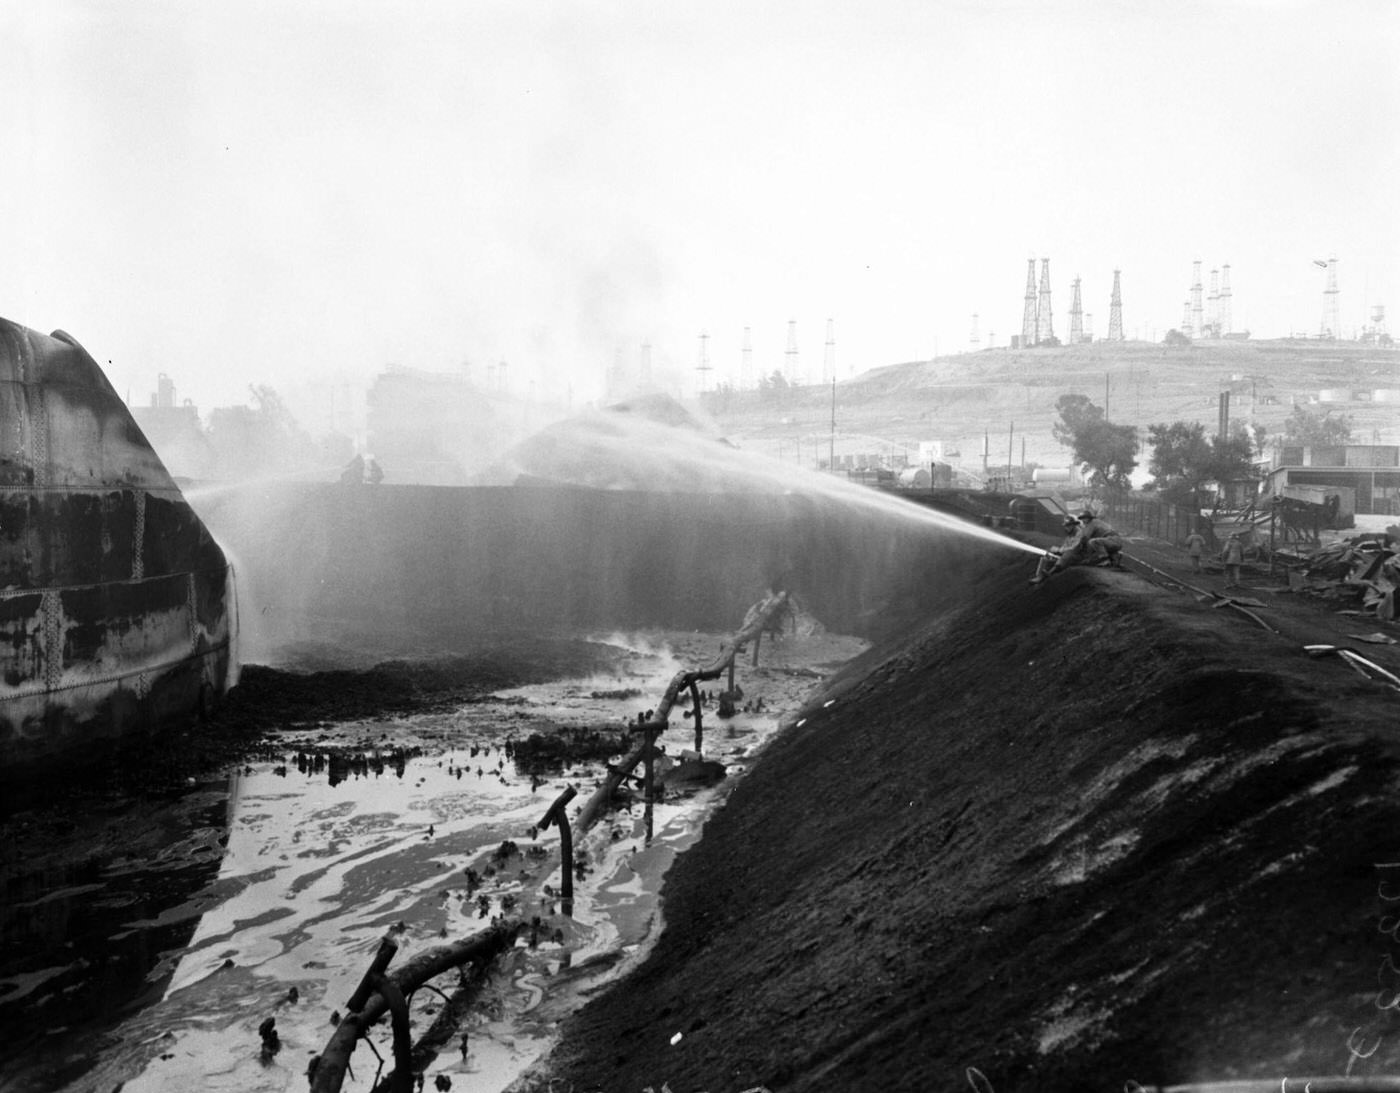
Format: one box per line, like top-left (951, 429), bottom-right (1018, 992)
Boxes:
top-left (1101, 495), bottom-right (1218, 554)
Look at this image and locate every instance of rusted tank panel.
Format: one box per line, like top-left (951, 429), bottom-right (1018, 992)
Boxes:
top-left (0, 318), bottom-right (234, 777)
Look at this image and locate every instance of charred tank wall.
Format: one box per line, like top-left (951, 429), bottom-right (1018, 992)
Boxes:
top-left (196, 483), bottom-right (977, 657)
top-left (0, 319), bottom-right (234, 777)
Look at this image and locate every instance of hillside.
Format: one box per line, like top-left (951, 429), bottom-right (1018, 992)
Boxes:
top-left (707, 340), bottom-right (1400, 474)
top-left (530, 539), bottom-right (1400, 1092)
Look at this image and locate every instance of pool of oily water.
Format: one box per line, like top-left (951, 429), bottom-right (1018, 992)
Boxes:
top-left (3, 626), bottom-right (864, 1093)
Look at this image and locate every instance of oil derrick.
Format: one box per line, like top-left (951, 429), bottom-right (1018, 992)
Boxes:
top-left (1068, 278), bottom-right (1084, 344)
top-left (1181, 300), bottom-right (1192, 337)
top-left (1108, 269), bottom-right (1124, 341)
top-left (741, 326), bottom-right (753, 388)
top-left (696, 331), bottom-right (711, 392)
top-left (1021, 258), bottom-right (1038, 346)
top-left (969, 313), bottom-right (981, 351)
top-left (1220, 265), bottom-right (1233, 336)
top-left (1190, 261), bottom-right (1205, 339)
top-left (1321, 257), bottom-right (1340, 338)
top-left (1036, 259), bottom-right (1055, 344)
top-left (1208, 268), bottom-right (1221, 337)
top-left (785, 320), bottom-right (799, 383)
top-left (824, 318), bottom-right (836, 381)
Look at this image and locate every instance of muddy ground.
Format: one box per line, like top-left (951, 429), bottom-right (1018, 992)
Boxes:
top-left (6, 532), bottom-right (1400, 1093)
top-left (526, 533), bottom-right (1400, 1093)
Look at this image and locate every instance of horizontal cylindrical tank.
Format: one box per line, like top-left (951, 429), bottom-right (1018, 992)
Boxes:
top-left (1, 318), bottom-right (236, 782)
top-left (1032, 467), bottom-right (1073, 485)
top-left (897, 466), bottom-right (931, 489)
top-left (1317, 389), bottom-right (1351, 403)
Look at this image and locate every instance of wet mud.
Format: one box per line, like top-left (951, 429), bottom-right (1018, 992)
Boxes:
top-left (533, 544), bottom-right (1400, 1093)
top-left (0, 627), bottom-right (861, 1093)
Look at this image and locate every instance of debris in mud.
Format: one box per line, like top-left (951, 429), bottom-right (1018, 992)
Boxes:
top-left (507, 726), bottom-right (630, 774)
top-left (258, 1016), bottom-right (280, 1060)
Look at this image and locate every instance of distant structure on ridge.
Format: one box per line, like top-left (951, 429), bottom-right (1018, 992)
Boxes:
top-left (741, 327), bottom-right (752, 388)
top-left (969, 313), bottom-right (981, 352)
top-left (785, 320), bottom-right (799, 383)
top-left (824, 318), bottom-right (836, 381)
top-left (1020, 259), bottom-right (1038, 347)
top-left (1208, 268), bottom-right (1221, 337)
top-left (1320, 257), bottom-right (1340, 339)
top-left (1190, 261), bottom-right (1205, 339)
top-left (696, 330), bottom-right (711, 392)
top-left (1069, 278), bottom-right (1084, 345)
top-left (1219, 265), bottom-right (1233, 336)
top-left (1107, 269), bottom-right (1124, 342)
top-left (1036, 259), bottom-right (1055, 344)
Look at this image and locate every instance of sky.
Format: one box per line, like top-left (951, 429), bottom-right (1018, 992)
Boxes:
top-left (2, 0), bottom-right (1397, 428)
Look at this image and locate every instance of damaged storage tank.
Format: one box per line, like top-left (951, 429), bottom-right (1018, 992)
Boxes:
top-left (1, 317), bottom-right (235, 778)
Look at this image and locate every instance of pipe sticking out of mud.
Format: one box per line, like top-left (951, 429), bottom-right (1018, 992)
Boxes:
top-left (573, 589), bottom-right (793, 835)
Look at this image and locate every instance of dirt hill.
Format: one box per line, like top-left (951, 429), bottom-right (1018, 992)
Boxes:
top-left (530, 540), bottom-right (1400, 1092)
top-left (707, 339), bottom-right (1400, 473)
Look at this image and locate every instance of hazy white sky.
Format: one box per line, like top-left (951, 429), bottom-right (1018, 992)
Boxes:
top-left (3, 0), bottom-right (1397, 420)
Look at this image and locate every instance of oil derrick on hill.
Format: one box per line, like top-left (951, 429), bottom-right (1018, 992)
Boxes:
top-left (1036, 258), bottom-right (1055, 344)
top-left (824, 318), bottom-right (836, 381)
top-left (1208, 268), bottom-right (1221, 337)
top-left (1108, 269), bottom-right (1124, 341)
top-left (1219, 265), bottom-right (1233, 336)
top-left (1321, 257), bottom-right (1340, 338)
top-left (1069, 278), bottom-right (1084, 344)
top-left (1181, 300), bottom-right (1192, 336)
top-left (968, 313), bottom-right (980, 351)
top-left (1191, 260), bottom-right (1205, 339)
top-left (696, 331), bottom-right (712, 392)
top-left (785, 319), bottom-right (799, 381)
top-left (741, 327), bottom-right (752, 388)
top-left (1021, 258), bottom-right (1038, 347)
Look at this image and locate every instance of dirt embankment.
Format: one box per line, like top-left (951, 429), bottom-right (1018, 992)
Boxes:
top-left (535, 554), bottom-right (1400, 1092)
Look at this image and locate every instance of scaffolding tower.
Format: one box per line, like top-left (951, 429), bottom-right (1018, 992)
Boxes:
top-left (1220, 265), bottom-right (1233, 336)
top-left (1036, 258), bottom-right (1055, 344)
top-left (1108, 269), bottom-right (1124, 341)
top-left (1021, 258), bottom-right (1038, 347)
top-left (696, 331), bottom-right (712, 392)
top-left (1069, 278), bottom-right (1084, 345)
top-left (1208, 268), bottom-right (1220, 337)
top-left (1191, 260), bottom-right (1205, 339)
top-left (1321, 257), bottom-right (1340, 338)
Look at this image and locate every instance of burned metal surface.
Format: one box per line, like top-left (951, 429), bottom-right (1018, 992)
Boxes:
top-left (0, 317), bottom-right (235, 778)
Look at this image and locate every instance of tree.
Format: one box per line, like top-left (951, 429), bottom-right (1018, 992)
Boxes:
top-left (1162, 329), bottom-right (1191, 348)
top-left (1283, 404), bottom-right (1353, 447)
top-left (1053, 394), bottom-right (1138, 489)
top-left (1147, 420), bottom-right (1258, 507)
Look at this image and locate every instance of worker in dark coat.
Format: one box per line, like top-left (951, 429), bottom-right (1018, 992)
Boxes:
top-left (1076, 510), bottom-right (1124, 568)
top-left (1030, 517), bottom-right (1088, 584)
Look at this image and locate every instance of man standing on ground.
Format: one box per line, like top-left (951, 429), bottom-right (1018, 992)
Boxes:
top-left (1184, 527), bottom-right (1206, 572)
top-left (1221, 533), bottom-right (1245, 588)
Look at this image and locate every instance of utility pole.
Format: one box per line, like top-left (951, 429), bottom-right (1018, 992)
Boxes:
top-left (696, 331), bottom-right (711, 394)
top-left (1007, 421), bottom-right (1015, 489)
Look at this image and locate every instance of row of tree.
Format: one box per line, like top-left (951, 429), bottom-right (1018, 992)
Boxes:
top-left (1053, 394), bottom-right (1355, 506)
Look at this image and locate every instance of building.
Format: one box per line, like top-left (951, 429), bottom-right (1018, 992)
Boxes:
top-left (1262, 445), bottom-right (1400, 516)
